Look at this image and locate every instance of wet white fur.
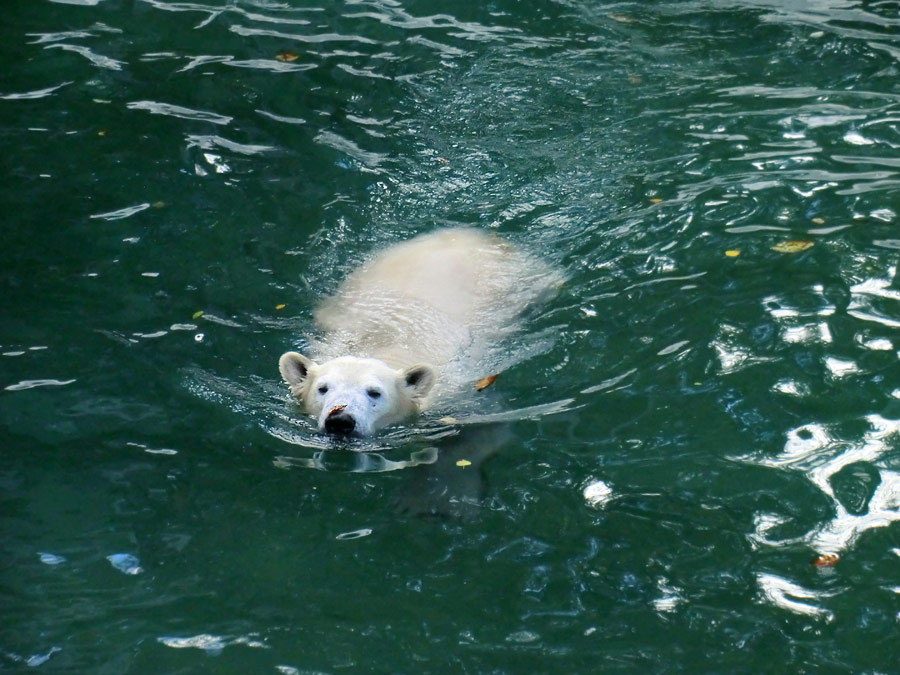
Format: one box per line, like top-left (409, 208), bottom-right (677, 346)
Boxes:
top-left (279, 228), bottom-right (558, 436)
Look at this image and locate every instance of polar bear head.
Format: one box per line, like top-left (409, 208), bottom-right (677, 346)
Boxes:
top-left (278, 351), bottom-right (436, 437)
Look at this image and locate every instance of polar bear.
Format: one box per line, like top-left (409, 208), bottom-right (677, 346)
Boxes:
top-left (278, 228), bottom-right (558, 438)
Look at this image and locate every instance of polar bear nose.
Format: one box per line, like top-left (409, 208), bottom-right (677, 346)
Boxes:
top-left (324, 410), bottom-right (356, 436)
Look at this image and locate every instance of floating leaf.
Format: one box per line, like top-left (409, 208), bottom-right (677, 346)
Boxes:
top-left (192, 310), bottom-right (204, 319)
top-left (456, 459), bottom-right (472, 468)
top-left (812, 553), bottom-right (839, 567)
top-left (275, 303), bottom-right (286, 310)
top-left (649, 197), bottom-right (663, 204)
top-left (475, 373), bottom-right (498, 391)
top-left (771, 240), bottom-right (814, 254)
top-left (725, 250), bottom-right (740, 257)
top-left (328, 404), bottom-right (347, 416)
top-left (97, 129), bottom-right (107, 137)
top-left (275, 51), bottom-right (299, 62)
top-left (152, 201), bottom-right (166, 209)
top-left (439, 416), bottom-right (458, 425)
top-left (811, 217), bottom-right (825, 225)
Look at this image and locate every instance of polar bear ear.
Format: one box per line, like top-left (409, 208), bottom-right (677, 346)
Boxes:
top-left (400, 364), bottom-right (435, 400)
top-left (279, 351), bottom-right (317, 387)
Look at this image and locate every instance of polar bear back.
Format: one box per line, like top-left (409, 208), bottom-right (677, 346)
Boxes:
top-left (312, 229), bottom-right (556, 376)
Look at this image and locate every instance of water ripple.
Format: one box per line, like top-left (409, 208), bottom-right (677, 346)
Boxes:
top-left (229, 24), bottom-right (379, 45)
top-left (757, 573), bottom-right (834, 620)
top-left (139, 0), bottom-right (321, 24)
top-left (126, 100), bottom-right (232, 125)
top-left (89, 203), bottom-right (151, 221)
top-left (45, 43), bottom-right (126, 70)
top-left (9, 0), bottom-right (900, 669)
top-left (314, 130), bottom-right (388, 171)
top-left (0, 82), bottom-right (72, 100)
top-left (185, 134), bottom-right (275, 156)
top-left (255, 109), bottom-right (306, 125)
top-left (157, 633), bottom-right (267, 653)
top-left (343, 8), bottom-right (522, 41)
top-left (177, 54), bottom-right (316, 73)
top-left (27, 28), bottom-right (112, 44)
top-left (5, 379), bottom-right (77, 392)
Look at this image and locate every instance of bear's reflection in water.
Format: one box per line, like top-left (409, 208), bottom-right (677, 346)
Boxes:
top-left (391, 423), bottom-right (514, 519)
top-left (271, 418), bottom-right (513, 519)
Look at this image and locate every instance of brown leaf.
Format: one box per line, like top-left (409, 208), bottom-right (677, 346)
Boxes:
top-left (275, 51), bottom-right (299, 62)
top-left (328, 404), bottom-right (347, 416)
top-left (475, 374), bottom-right (498, 391)
top-left (812, 553), bottom-right (839, 567)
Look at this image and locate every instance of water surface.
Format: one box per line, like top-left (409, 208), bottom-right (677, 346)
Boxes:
top-left (4, 0), bottom-right (900, 671)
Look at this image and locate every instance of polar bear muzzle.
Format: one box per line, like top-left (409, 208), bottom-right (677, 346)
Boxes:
top-left (323, 408), bottom-right (356, 436)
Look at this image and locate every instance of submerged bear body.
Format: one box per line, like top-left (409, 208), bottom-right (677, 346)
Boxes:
top-left (279, 228), bottom-right (558, 438)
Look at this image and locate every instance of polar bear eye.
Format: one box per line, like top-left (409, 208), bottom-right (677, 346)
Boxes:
top-left (366, 388), bottom-right (382, 400)
top-left (317, 384), bottom-right (329, 395)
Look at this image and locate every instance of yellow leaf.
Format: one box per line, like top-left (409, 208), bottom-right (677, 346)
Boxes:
top-left (649, 197), bottom-right (663, 204)
top-left (456, 459), bottom-right (472, 467)
top-left (771, 240), bottom-right (814, 254)
top-left (275, 304), bottom-right (286, 310)
top-left (475, 373), bottom-right (498, 391)
top-left (811, 217), bottom-right (825, 225)
top-left (275, 51), bottom-right (299, 62)
top-left (439, 416), bottom-right (458, 425)
top-left (192, 310), bottom-right (204, 319)
top-left (725, 250), bottom-right (740, 257)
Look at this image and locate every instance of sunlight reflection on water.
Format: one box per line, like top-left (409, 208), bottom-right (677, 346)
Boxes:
top-left (743, 415), bottom-right (900, 616)
top-left (758, 573), bottom-right (835, 621)
top-left (723, 259), bottom-right (900, 618)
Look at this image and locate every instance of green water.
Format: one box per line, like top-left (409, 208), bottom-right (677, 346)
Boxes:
top-left (4, 0), bottom-right (900, 671)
